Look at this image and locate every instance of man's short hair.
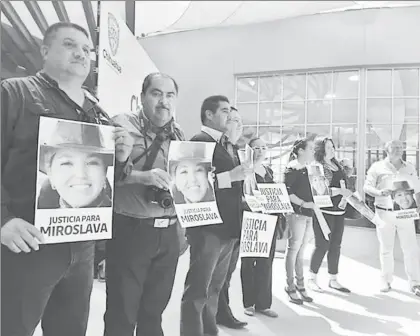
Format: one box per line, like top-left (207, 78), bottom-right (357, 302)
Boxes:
top-left (141, 73), bottom-right (179, 95)
top-left (200, 95), bottom-right (230, 124)
top-left (43, 22), bottom-right (89, 46)
top-left (385, 139), bottom-right (403, 152)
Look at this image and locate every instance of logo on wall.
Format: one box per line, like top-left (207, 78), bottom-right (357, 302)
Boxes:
top-left (108, 13), bottom-right (120, 56)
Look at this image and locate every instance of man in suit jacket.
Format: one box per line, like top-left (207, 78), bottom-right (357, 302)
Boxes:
top-left (180, 96), bottom-right (252, 336)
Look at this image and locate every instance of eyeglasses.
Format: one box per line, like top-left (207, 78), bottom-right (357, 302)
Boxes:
top-left (253, 146), bottom-right (267, 151)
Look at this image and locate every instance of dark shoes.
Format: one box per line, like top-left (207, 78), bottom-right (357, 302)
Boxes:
top-left (296, 287), bottom-right (314, 303)
top-left (217, 317), bottom-right (248, 329)
top-left (329, 280), bottom-right (351, 293)
top-left (285, 287), bottom-right (303, 305)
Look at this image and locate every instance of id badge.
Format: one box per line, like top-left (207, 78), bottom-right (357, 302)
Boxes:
top-left (154, 219), bottom-right (169, 228)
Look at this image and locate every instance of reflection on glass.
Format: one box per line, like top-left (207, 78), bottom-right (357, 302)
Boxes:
top-left (259, 76), bottom-right (282, 102)
top-left (393, 98), bottom-right (419, 124)
top-left (237, 78), bottom-right (258, 102)
top-left (237, 126), bottom-right (257, 148)
top-left (236, 103), bottom-right (257, 125)
top-left (366, 124), bottom-right (392, 149)
top-left (332, 125), bottom-right (357, 150)
top-left (366, 98), bottom-right (392, 124)
top-left (259, 103), bottom-right (282, 126)
top-left (283, 74), bottom-right (306, 101)
top-left (367, 69), bottom-right (392, 97)
top-left (394, 124), bottom-right (420, 150)
top-left (259, 126), bottom-right (281, 150)
top-left (307, 72), bottom-right (332, 100)
top-left (306, 125), bottom-right (331, 140)
top-left (332, 99), bottom-right (358, 123)
top-left (282, 102), bottom-right (305, 124)
top-left (394, 69), bottom-right (419, 97)
top-left (332, 71), bottom-right (359, 98)
top-left (405, 150), bottom-right (420, 173)
top-left (307, 100), bottom-right (331, 124)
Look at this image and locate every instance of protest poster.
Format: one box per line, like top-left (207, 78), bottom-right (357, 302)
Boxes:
top-left (308, 164), bottom-right (333, 208)
top-left (244, 195), bottom-right (265, 213)
top-left (168, 141), bottom-right (222, 228)
top-left (256, 184), bottom-right (294, 214)
top-left (97, 2), bottom-right (159, 117)
top-left (313, 207), bottom-right (331, 240)
top-left (346, 192), bottom-right (386, 227)
top-left (240, 211), bottom-right (278, 258)
top-left (35, 117), bottom-right (115, 244)
top-left (390, 180), bottom-right (419, 220)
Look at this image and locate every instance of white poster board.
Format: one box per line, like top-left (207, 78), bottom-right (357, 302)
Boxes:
top-left (240, 211), bottom-right (277, 258)
top-left (97, 2), bottom-right (159, 117)
top-left (390, 179), bottom-right (419, 220)
top-left (256, 184), bottom-right (294, 214)
top-left (168, 141), bottom-right (222, 228)
top-left (35, 117), bottom-right (115, 244)
top-left (308, 164), bottom-right (333, 208)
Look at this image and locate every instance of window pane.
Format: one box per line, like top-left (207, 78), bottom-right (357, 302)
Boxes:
top-left (366, 124), bottom-right (392, 149)
top-left (332, 71), bottom-right (359, 98)
top-left (307, 72), bottom-right (332, 100)
top-left (367, 98), bottom-right (392, 124)
top-left (367, 70), bottom-right (392, 97)
top-left (332, 99), bottom-right (358, 123)
top-left (393, 98), bottom-right (419, 124)
top-left (259, 76), bottom-right (282, 101)
top-left (259, 103), bottom-right (282, 126)
top-left (394, 68), bottom-right (419, 97)
top-left (405, 150), bottom-right (420, 173)
top-left (394, 124), bottom-right (420, 150)
top-left (307, 100), bottom-right (331, 124)
top-left (332, 125), bottom-right (357, 151)
top-left (282, 102), bottom-right (305, 124)
top-left (236, 103), bottom-right (257, 125)
top-left (283, 74), bottom-right (306, 101)
top-left (237, 126), bottom-right (258, 148)
top-left (306, 124), bottom-right (331, 139)
top-left (237, 78), bottom-right (258, 102)
top-left (259, 126), bottom-right (281, 151)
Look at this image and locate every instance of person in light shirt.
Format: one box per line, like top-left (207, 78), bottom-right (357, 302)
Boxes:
top-left (364, 139), bottom-right (420, 296)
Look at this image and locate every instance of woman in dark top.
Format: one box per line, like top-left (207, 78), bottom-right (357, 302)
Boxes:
top-left (283, 138), bottom-right (316, 305)
top-left (308, 137), bottom-right (353, 293)
top-left (240, 137), bottom-right (279, 318)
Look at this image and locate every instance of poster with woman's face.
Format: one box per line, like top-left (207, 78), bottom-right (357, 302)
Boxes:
top-left (34, 117), bottom-right (115, 244)
top-left (307, 164), bottom-right (333, 208)
top-left (390, 180), bottom-right (420, 220)
top-left (168, 141), bottom-right (222, 228)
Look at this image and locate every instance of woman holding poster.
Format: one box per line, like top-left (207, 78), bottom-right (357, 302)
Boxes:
top-left (240, 137), bottom-right (279, 318)
top-left (308, 137), bottom-right (353, 293)
top-left (283, 138), bottom-right (316, 305)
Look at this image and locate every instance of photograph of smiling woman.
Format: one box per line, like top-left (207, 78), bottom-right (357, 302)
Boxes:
top-left (37, 118), bottom-right (114, 210)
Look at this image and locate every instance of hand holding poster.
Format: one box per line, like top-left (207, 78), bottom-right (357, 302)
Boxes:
top-left (35, 117), bottom-right (115, 244)
top-left (240, 211), bottom-right (277, 258)
top-left (389, 180), bottom-right (419, 220)
top-left (308, 164), bottom-right (333, 208)
top-left (168, 141), bottom-right (222, 228)
top-left (256, 184), bottom-right (294, 214)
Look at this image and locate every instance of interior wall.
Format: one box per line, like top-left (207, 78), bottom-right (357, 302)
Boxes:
top-left (139, 6), bottom-right (420, 139)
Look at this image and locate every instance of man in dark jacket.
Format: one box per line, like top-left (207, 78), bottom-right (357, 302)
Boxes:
top-left (180, 96), bottom-right (252, 336)
top-left (1, 22), bottom-right (133, 336)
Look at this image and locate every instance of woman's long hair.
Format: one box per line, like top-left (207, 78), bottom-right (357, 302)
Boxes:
top-left (289, 138), bottom-right (311, 162)
top-left (314, 136), bottom-right (343, 170)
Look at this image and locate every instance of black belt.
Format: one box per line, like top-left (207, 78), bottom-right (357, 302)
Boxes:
top-left (375, 206), bottom-right (393, 212)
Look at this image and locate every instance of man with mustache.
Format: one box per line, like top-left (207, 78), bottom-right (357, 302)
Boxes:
top-left (1, 22), bottom-right (134, 336)
top-left (104, 73), bottom-right (186, 336)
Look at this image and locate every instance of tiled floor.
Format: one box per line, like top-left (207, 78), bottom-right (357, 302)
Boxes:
top-left (34, 233), bottom-right (420, 336)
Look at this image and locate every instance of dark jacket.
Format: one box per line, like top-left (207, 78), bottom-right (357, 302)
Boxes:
top-left (186, 131), bottom-right (243, 240)
top-left (1, 72), bottom-right (124, 226)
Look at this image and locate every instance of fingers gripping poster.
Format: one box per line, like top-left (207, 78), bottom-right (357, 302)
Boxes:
top-left (240, 211), bottom-right (277, 258)
top-left (35, 117), bottom-right (115, 244)
top-left (168, 141), bottom-right (222, 228)
top-left (308, 164), bottom-right (333, 208)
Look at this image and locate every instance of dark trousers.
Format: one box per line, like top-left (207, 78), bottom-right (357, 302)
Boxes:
top-left (180, 231), bottom-right (235, 336)
top-left (216, 239), bottom-right (240, 322)
top-left (104, 214), bottom-right (180, 336)
top-left (310, 213), bottom-right (345, 275)
top-left (1, 242), bottom-right (94, 336)
top-left (240, 231), bottom-right (276, 310)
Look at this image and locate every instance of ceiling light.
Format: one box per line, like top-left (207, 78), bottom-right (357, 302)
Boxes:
top-left (325, 93), bottom-right (336, 99)
top-left (249, 79), bottom-right (256, 87)
top-left (349, 75), bottom-right (359, 81)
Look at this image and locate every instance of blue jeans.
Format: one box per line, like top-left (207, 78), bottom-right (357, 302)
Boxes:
top-left (285, 214), bottom-right (313, 289)
top-left (1, 242), bottom-right (95, 336)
